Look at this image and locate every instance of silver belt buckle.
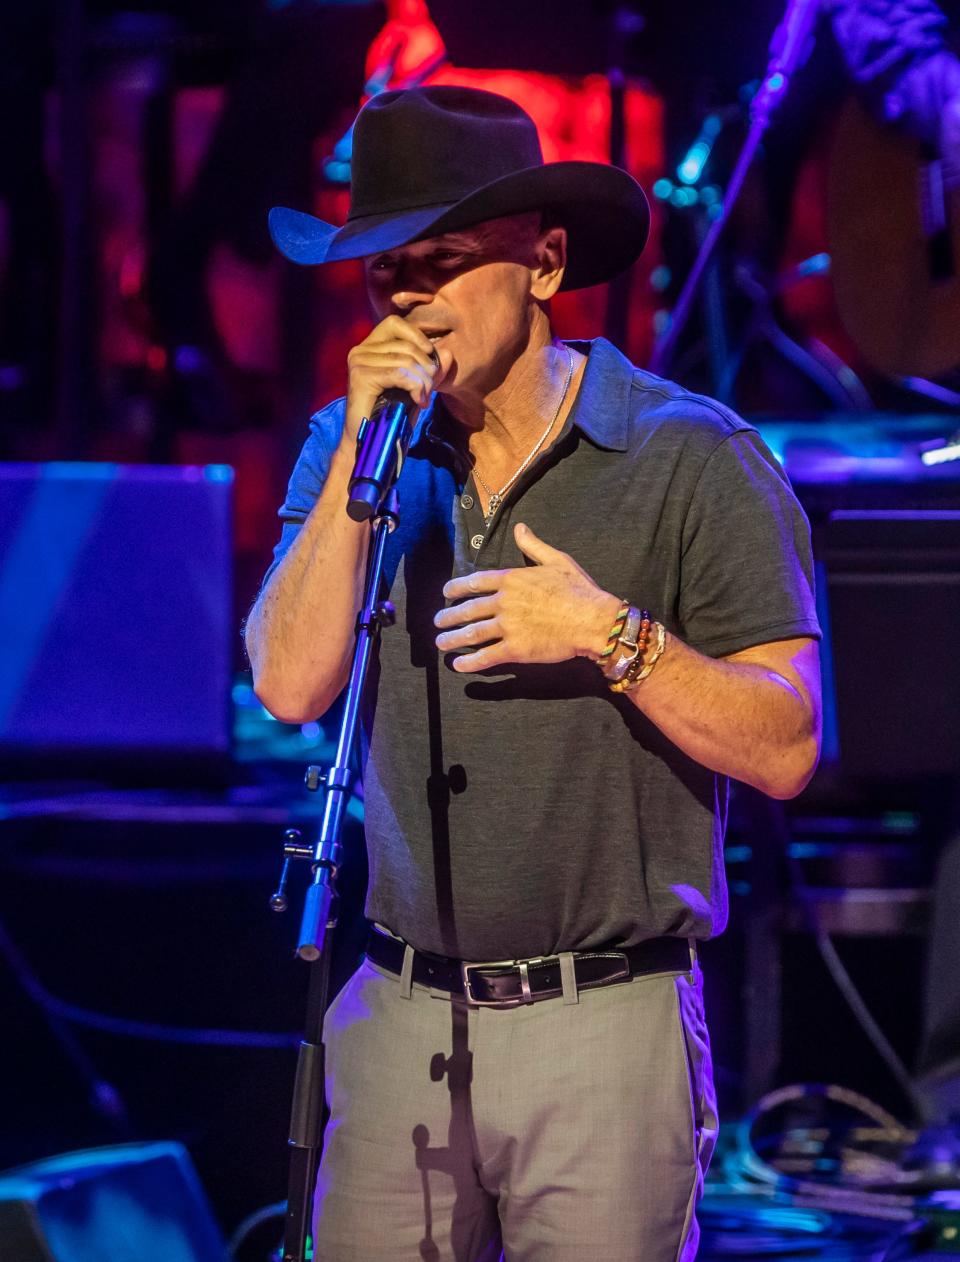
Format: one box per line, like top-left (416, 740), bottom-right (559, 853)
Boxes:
top-left (461, 956), bottom-right (551, 1007)
top-left (461, 958), bottom-right (520, 1007)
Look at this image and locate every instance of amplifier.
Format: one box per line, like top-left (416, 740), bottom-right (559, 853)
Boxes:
top-left (0, 463), bottom-right (233, 766)
top-left (0, 1141), bottom-right (227, 1261)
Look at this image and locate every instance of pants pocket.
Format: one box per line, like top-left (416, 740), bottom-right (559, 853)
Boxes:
top-left (675, 966), bottom-right (719, 1163)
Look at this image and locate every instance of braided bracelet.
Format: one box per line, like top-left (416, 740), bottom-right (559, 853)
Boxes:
top-left (600, 603), bottom-right (650, 676)
top-left (604, 607), bottom-right (651, 681)
top-left (609, 620), bottom-right (666, 693)
top-left (606, 606), bottom-right (642, 681)
top-left (598, 599), bottom-right (630, 664)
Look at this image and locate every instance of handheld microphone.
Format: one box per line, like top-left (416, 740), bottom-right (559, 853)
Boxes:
top-left (347, 389), bottom-right (418, 521)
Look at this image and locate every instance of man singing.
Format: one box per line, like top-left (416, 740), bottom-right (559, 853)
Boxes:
top-left (246, 85), bottom-right (822, 1262)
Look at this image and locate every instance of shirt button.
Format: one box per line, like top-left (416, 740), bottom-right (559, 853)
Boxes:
top-left (460, 493), bottom-right (474, 510)
top-left (470, 533), bottom-right (484, 550)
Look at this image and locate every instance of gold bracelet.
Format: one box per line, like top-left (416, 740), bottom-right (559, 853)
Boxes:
top-left (609, 621), bottom-right (666, 693)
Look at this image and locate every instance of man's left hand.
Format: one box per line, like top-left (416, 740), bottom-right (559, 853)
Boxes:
top-left (434, 523), bottom-right (621, 672)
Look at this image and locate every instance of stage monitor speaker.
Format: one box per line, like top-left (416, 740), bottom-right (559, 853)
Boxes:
top-left (0, 1141), bottom-right (228, 1261)
top-left (0, 462), bottom-right (233, 768)
top-left (824, 509), bottom-right (960, 779)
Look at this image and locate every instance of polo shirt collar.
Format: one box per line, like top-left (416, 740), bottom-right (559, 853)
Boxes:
top-left (410, 335), bottom-right (633, 460)
top-left (409, 396), bottom-right (468, 471)
top-left (563, 337), bottom-right (631, 452)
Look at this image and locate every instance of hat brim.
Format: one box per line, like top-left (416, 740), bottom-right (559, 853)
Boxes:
top-left (268, 161), bottom-right (649, 291)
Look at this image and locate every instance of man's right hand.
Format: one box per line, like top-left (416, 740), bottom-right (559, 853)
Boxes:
top-left (247, 315), bottom-right (452, 722)
top-left (343, 315), bottom-right (449, 446)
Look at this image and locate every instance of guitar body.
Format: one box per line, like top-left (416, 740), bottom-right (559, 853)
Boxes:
top-left (828, 97), bottom-right (960, 378)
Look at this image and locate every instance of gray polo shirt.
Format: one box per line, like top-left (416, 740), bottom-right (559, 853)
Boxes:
top-left (265, 338), bottom-right (820, 960)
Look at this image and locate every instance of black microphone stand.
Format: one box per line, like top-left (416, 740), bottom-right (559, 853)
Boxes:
top-left (648, 0), bottom-right (822, 378)
top-left (270, 398), bottom-right (413, 1262)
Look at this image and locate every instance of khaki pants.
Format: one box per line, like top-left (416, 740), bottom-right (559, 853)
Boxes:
top-left (314, 947), bottom-right (718, 1262)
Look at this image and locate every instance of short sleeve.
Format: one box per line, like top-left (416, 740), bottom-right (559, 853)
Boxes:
top-left (678, 429), bottom-right (821, 657)
top-left (258, 400), bottom-right (347, 592)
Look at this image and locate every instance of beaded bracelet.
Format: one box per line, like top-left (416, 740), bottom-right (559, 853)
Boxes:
top-left (609, 620), bottom-right (666, 693)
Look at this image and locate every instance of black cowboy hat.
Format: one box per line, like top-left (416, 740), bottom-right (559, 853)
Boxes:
top-left (268, 85), bottom-right (650, 291)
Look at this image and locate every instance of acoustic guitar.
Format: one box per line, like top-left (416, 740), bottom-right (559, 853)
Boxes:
top-left (828, 96), bottom-right (960, 379)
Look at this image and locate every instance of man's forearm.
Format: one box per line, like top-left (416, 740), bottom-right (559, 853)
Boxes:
top-left (626, 632), bottom-right (821, 800)
top-left (246, 441), bottom-right (370, 722)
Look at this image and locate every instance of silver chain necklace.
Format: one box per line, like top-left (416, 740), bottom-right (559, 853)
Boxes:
top-left (472, 344), bottom-right (575, 526)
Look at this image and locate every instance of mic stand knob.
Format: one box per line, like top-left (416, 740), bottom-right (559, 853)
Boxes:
top-left (270, 829), bottom-right (318, 912)
top-left (304, 766), bottom-right (325, 792)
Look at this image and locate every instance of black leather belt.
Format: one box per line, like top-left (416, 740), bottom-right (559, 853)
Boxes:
top-left (365, 926), bottom-right (692, 1008)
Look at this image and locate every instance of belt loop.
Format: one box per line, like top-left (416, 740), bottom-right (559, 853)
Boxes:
top-left (688, 937), bottom-right (698, 974)
top-left (559, 951), bottom-right (579, 1005)
top-left (518, 960), bottom-right (534, 1004)
top-left (399, 942), bottom-right (415, 999)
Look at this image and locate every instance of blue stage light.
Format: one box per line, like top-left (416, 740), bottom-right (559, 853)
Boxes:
top-left (649, 265), bottom-right (672, 292)
top-left (677, 114), bottom-right (722, 185)
top-left (678, 144), bottom-right (710, 185)
top-left (796, 251), bottom-right (830, 278)
top-left (669, 186), bottom-right (698, 208)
